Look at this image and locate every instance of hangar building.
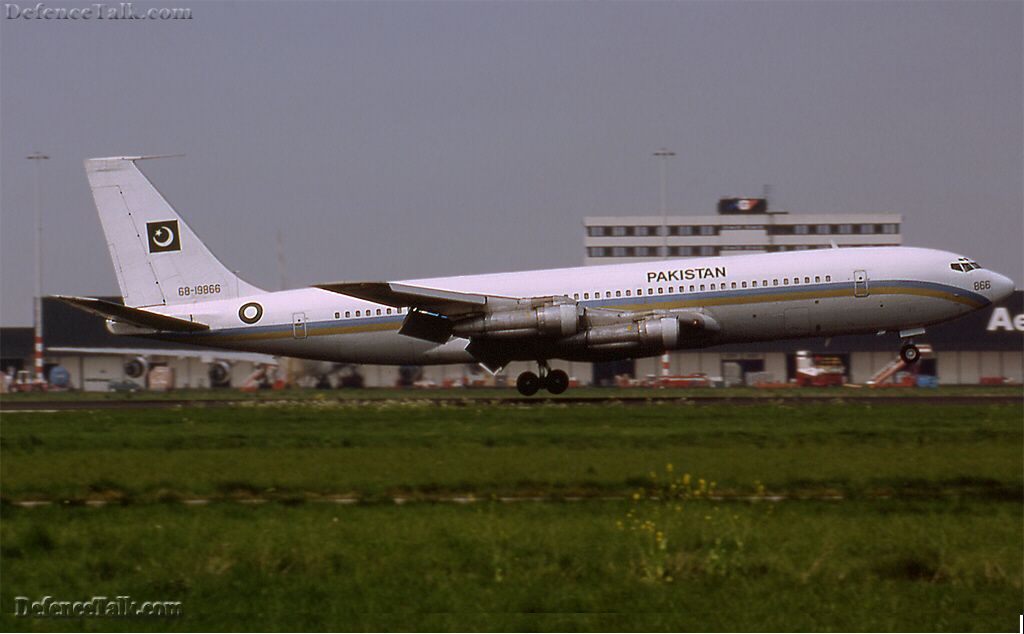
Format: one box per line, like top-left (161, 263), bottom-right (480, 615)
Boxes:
top-left (2, 298), bottom-right (274, 391)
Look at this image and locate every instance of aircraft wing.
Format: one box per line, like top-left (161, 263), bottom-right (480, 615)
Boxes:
top-left (314, 282), bottom-right (504, 316)
top-left (316, 281), bottom-right (526, 344)
top-left (315, 281), bottom-right (720, 370)
top-left (54, 295), bottom-right (210, 332)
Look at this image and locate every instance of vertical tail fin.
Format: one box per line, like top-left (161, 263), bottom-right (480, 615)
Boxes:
top-left (84, 156), bottom-right (263, 308)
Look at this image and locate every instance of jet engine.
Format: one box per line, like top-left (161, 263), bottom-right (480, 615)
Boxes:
top-left (208, 361), bottom-right (232, 387)
top-left (452, 303), bottom-right (579, 339)
top-left (123, 356), bottom-right (149, 379)
top-left (560, 316), bottom-right (680, 353)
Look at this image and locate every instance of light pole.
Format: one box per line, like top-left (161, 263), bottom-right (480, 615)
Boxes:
top-left (653, 148), bottom-right (675, 378)
top-left (26, 152), bottom-right (49, 383)
top-left (653, 148), bottom-right (675, 259)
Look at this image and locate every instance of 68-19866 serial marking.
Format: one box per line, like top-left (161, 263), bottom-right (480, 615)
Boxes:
top-left (177, 284), bottom-right (221, 297)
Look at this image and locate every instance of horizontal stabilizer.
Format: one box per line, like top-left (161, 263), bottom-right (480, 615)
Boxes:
top-left (54, 295), bottom-right (209, 332)
top-left (315, 282), bottom-right (490, 316)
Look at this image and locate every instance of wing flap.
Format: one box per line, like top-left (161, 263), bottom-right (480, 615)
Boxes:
top-left (54, 295), bottom-right (209, 332)
top-left (397, 310), bottom-right (453, 343)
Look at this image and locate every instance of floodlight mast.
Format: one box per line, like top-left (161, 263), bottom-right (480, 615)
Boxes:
top-left (654, 148), bottom-right (676, 260)
top-left (26, 152), bottom-right (50, 383)
top-left (653, 148), bottom-right (676, 378)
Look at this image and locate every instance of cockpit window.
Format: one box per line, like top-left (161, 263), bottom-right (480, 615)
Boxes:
top-left (950, 257), bottom-right (981, 273)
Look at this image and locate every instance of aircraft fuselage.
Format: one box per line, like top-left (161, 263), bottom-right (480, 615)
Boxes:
top-left (138, 246), bottom-right (1011, 365)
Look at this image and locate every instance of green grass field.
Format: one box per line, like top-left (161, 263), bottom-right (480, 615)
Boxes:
top-left (1, 399), bottom-right (1021, 631)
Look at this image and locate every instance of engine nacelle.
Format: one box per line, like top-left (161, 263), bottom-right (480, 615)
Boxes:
top-left (123, 356), bottom-right (149, 379)
top-left (453, 304), bottom-right (579, 338)
top-left (208, 361), bottom-right (232, 387)
top-left (562, 316), bottom-right (681, 352)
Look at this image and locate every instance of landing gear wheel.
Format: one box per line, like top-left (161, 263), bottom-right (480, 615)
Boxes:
top-left (545, 369), bottom-right (569, 395)
top-left (516, 371), bottom-right (541, 396)
top-left (900, 343), bottom-right (920, 365)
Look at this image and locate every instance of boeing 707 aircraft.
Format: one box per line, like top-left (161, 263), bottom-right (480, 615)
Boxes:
top-left (58, 156), bottom-right (1015, 395)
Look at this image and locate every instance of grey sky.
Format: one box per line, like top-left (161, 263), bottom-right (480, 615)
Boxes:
top-left (2, 0), bottom-right (1021, 325)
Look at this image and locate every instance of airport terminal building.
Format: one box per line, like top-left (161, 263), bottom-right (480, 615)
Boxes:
top-left (584, 198), bottom-right (902, 264)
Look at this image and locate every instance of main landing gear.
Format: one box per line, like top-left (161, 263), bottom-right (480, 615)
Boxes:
top-left (899, 342), bottom-right (921, 365)
top-left (516, 361), bottom-right (569, 396)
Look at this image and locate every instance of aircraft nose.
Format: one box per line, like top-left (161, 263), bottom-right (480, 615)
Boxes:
top-left (989, 272), bottom-right (1015, 302)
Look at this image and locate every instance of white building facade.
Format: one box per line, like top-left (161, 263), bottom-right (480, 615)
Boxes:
top-left (584, 198), bottom-right (901, 265)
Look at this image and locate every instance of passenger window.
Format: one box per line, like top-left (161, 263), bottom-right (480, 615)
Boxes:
top-left (815, 276), bottom-right (821, 283)
top-left (616, 291), bottom-right (622, 297)
top-left (762, 280), bottom-right (768, 287)
top-left (668, 286), bottom-right (674, 293)
top-left (689, 285), bottom-right (695, 292)
top-left (376, 309), bottom-right (382, 316)
top-left (356, 310), bottom-right (361, 317)
top-left (648, 288), bottom-right (654, 295)
top-left (584, 292), bottom-right (589, 299)
top-left (658, 287), bottom-right (664, 294)
top-left (573, 293), bottom-right (579, 300)
top-left (386, 308), bottom-right (392, 315)
top-left (741, 281), bottom-right (747, 288)
top-left (605, 291), bottom-right (611, 298)
top-left (636, 289), bottom-right (642, 295)
top-left (825, 275), bottom-right (831, 282)
top-left (784, 278), bottom-right (789, 285)
top-left (345, 311), bottom-right (351, 318)
top-left (804, 277), bottom-right (810, 284)
top-left (773, 279), bottom-right (779, 286)
top-left (710, 284), bottom-right (716, 290)
top-left (731, 282), bottom-right (737, 289)
top-left (752, 281), bottom-right (758, 288)
top-left (700, 284), bottom-right (705, 291)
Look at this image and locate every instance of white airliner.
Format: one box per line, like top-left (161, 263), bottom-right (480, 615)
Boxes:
top-left (58, 156), bottom-right (1015, 395)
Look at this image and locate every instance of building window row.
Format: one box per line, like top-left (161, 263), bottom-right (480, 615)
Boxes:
top-left (587, 225), bottom-right (719, 237)
top-left (588, 241), bottom-right (903, 258)
top-left (769, 223), bottom-right (899, 236)
top-left (589, 223), bottom-right (899, 237)
top-left (587, 246), bottom-right (719, 258)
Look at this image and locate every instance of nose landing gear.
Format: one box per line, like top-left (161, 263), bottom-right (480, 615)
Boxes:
top-left (516, 361), bottom-right (570, 396)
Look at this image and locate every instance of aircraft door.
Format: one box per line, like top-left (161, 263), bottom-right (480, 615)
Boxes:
top-left (853, 270), bottom-right (869, 297)
top-left (292, 312), bottom-right (307, 339)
